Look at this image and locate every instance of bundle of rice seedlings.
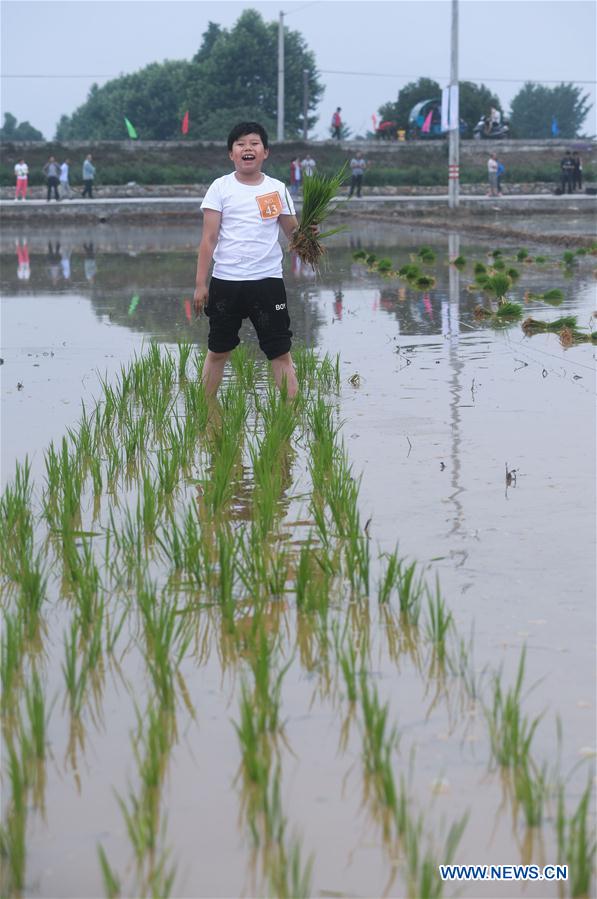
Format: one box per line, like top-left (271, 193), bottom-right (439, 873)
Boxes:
top-left (522, 315), bottom-right (577, 334)
top-left (414, 275), bottom-right (436, 289)
top-left (562, 250), bottom-right (576, 266)
top-left (495, 301), bottom-right (523, 318)
top-left (475, 273), bottom-right (491, 288)
top-left (474, 305), bottom-right (492, 319)
top-left (289, 165), bottom-right (347, 268)
top-left (451, 255), bottom-right (467, 268)
top-left (542, 289), bottom-right (564, 302)
top-left (377, 258), bottom-right (393, 273)
top-left (575, 247), bottom-right (587, 256)
top-left (507, 268), bottom-right (520, 280)
top-left (399, 263), bottom-right (421, 281)
top-left (492, 258), bottom-right (506, 271)
top-left (474, 262), bottom-right (487, 275)
top-left (366, 253), bottom-right (378, 266)
top-left (485, 272), bottom-right (512, 301)
top-left (516, 248), bottom-right (529, 261)
top-left (417, 246), bottom-right (436, 264)
top-left (558, 328), bottom-right (596, 347)
top-left (490, 249), bottom-right (503, 258)
top-left (535, 256), bottom-right (547, 264)
top-left (352, 250), bottom-right (367, 261)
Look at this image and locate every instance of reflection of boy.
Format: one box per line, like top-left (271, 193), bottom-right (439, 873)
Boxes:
top-left (194, 121), bottom-right (299, 397)
top-left (16, 240), bottom-right (31, 280)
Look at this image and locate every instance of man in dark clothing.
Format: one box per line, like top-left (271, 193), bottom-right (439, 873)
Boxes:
top-left (560, 153), bottom-right (575, 194)
top-left (43, 156), bottom-right (61, 201)
top-left (572, 152), bottom-right (583, 191)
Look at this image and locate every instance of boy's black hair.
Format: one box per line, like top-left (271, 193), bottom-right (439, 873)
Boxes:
top-left (227, 121), bottom-right (269, 151)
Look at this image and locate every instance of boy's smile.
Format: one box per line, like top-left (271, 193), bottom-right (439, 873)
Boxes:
top-left (230, 133), bottom-right (269, 183)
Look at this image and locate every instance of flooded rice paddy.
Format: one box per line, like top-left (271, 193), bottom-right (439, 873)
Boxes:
top-left (1, 220), bottom-right (595, 898)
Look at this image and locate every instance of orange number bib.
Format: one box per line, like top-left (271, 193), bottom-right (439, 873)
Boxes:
top-left (256, 191), bottom-right (283, 220)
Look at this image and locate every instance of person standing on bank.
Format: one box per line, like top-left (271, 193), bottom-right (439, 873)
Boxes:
top-left (348, 151), bottom-right (368, 198)
top-left (572, 152), bottom-right (583, 191)
top-left (60, 159), bottom-right (72, 199)
top-left (560, 152), bottom-right (575, 194)
top-left (14, 158), bottom-right (28, 200)
top-left (43, 156), bottom-right (61, 201)
top-left (301, 152), bottom-right (316, 177)
top-left (331, 107), bottom-right (342, 140)
top-left (193, 121), bottom-right (299, 398)
top-left (487, 153), bottom-right (499, 197)
top-left (82, 154), bottom-right (96, 198)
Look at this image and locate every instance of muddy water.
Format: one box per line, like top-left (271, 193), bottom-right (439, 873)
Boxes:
top-left (1, 221), bottom-right (595, 898)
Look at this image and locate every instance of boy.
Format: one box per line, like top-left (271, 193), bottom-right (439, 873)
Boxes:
top-left (194, 121), bottom-right (298, 397)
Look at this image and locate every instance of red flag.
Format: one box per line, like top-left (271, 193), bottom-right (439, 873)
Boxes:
top-left (421, 110), bottom-right (433, 134)
top-left (182, 111), bottom-right (189, 135)
top-left (372, 113), bottom-right (377, 130)
top-left (184, 299), bottom-right (192, 323)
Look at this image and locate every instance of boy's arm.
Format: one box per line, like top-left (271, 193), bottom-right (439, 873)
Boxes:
top-left (194, 208), bottom-right (221, 313)
top-left (278, 214), bottom-right (299, 241)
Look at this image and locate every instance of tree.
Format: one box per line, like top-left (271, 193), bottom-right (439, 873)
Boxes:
top-left (56, 61), bottom-right (192, 140)
top-left (509, 82), bottom-right (591, 138)
top-left (378, 78), bottom-right (441, 130)
top-left (458, 81), bottom-right (502, 131)
top-left (0, 112), bottom-right (44, 141)
top-left (184, 9), bottom-right (323, 140)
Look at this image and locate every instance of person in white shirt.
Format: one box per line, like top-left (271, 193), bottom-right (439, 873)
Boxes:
top-left (194, 121), bottom-right (299, 397)
top-left (301, 154), bottom-right (316, 177)
top-left (487, 153), bottom-right (499, 196)
top-left (14, 159), bottom-right (28, 200)
top-left (60, 159), bottom-right (72, 199)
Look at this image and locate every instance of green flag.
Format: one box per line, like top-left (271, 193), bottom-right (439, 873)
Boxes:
top-left (128, 294), bottom-right (140, 315)
top-left (124, 117), bottom-right (138, 140)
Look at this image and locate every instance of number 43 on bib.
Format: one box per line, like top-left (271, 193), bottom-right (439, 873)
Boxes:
top-left (256, 191), bottom-right (283, 220)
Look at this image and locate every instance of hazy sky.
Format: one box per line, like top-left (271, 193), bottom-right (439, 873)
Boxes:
top-left (1, 0), bottom-right (595, 140)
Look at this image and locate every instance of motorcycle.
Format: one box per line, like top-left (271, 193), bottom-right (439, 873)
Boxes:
top-left (474, 117), bottom-right (510, 139)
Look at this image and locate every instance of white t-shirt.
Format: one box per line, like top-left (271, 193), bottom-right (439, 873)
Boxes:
top-left (14, 163), bottom-right (28, 179)
top-left (201, 172), bottom-right (295, 281)
top-left (60, 162), bottom-right (69, 182)
top-left (301, 156), bottom-right (316, 176)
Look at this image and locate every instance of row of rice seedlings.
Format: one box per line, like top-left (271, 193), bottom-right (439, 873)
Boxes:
top-left (201, 381), bottom-right (248, 516)
top-left (102, 702), bottom-right (177, 897)
top-left (485, 647), bottom-right (542, 770)
top-left (0, 670), bottom-right (51, 894)
top-left (377, 548), bottom-right (424, 626)
top-left (0, 458), bottom-right (34, 573)
top-left (556, 779), bottom-right (596, 898)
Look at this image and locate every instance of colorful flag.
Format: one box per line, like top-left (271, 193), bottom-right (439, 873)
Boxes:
top-left (124, 117), bottom-right (138, 140)
top-left (421, 110), bottom-right (433, 134)
top-left (371, 113), bottom-right (377, 131)
top-left (128, 294), bottom-right (139, 315)
top-left (551, 115), bottom-right (559, 137)
top-left (182, 111), bottom-right (189, 135)
top-left (184, 299), bottom-right (192, 323)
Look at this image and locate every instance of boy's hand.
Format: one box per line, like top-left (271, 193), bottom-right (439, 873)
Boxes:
top-left (194, 284), bottom-right (208, 315)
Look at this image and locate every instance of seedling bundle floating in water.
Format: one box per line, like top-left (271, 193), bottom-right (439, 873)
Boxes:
top-left (289, 166), bottom-right (348, 269)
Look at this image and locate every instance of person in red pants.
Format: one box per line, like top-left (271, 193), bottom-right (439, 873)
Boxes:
top-left (14, 159), bottom-right (28, 200)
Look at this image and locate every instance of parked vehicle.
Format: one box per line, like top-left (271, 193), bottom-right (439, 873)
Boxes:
top-left (473, 117), bottom-right (510, 139)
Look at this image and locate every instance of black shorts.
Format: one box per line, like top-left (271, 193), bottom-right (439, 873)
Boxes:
top-left (205, 277), bottom-right (292, 360)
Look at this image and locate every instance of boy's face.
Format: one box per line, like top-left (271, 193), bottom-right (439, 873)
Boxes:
top-left (229, 132), bottom-right (269, 174)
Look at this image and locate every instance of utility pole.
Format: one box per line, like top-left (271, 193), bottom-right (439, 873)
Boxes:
top-left (448, 0), bottom-right (459, 209)
top-left (302, 69), bottom-right (309, 141)
top-left (277, 11), bottom-right (285, 142)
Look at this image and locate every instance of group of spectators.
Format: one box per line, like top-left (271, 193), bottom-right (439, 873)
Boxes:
top-left (13, 155), bottom-right (97, 201)
top-left (487, 150), bottom-right (583, 197)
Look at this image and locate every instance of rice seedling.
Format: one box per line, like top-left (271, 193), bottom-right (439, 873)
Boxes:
top-left (156, 445), bottom-right (181, 496)
top-left (492, 258), bottom-right (506, 271)
top-left (542, 288), bottom-right (565, 303)
top-left (216, 526), bottom-right (237, 631)
top-left (506, 267), bottom-right (520, 280)
top-left (62, 619), bottom-right (89, 717)
top-left (522, 315), bottom-right (577, 335)
top-left (516, 248), bottom-right (529, 261)
top-left (289, 165), bottom-right (347, 269)
top-left (338, 639), bottom-right (359, 702)
top-left (474, 273), bottom-right (490, 289)
top-left (25, 670), bottom-right (48, 761)
top-left (485, 273), bottom-right (512, 301)
top-left (451, 255), bottom-right (466, 268)
top-left (473, 261), bottom-right (487, 275)
top-left (352, 249), bottom-right (367, 261)
top-left (562, 250), bottom-right (576, 266)
top-left (399, 263), bottom-right (422, 282)
top-left (485, 648), bottom-right (542, 769)
top-left (267, 837), bottom-right (314, 899)
top-left (1, 612), bottom-right (25, 712)
top-left (366, 253), bottom-right (378, 266)
top-left (490, 249), bottom-right (503, 259)
top-left (137, 584), bottom-right (192, 709)
top-left (425, 581), bottom-right (453, 662)
top-left (177, 341), bottom-right (193, 380)
top-left (514, 759), bottom-right (548, 828)
top-left (404, 810), bottom-right (468, 899)
top-left (495, 301), bottom-right (523, 319)
top-left (183, 377), bottom-right (210, 432)
top-left (97, 845), bottom-right (121, 899)
top-left (235, 679), bottom-right (271, 787)
top-left (0, 458), bottom-right (33, 554)
top-left (534, 255), bottom-right (547, 263)
top-left (556, 778), bottom-right (596, 897)
top-left (0, 742), bottom-right (29, 894)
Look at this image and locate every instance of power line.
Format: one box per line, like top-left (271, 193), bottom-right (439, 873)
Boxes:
top-left (318, 69), bottom-right (597, 85)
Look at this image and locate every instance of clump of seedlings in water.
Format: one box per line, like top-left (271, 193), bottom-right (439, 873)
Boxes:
top-left (522, 316), bottom-right (577, 335)
top-left (414, 275), bottom-right (436, 289)
top-left (525, 288), bottom-right (564, 304)
top-left (451, 255), bottom-right (466, 268)
top-left (484, 648), bottom-right (542, 770)
top-left (352, 249), bottom-right (368, 262)
top-left (556, 778), bottom-right (596, 898)
top-left (416, 246), bottom-right (436, 264)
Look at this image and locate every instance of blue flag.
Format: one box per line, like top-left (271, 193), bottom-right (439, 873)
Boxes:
top-left (551, 115), bottom-right (559, 137)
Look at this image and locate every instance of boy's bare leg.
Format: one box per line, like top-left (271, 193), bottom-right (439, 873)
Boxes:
top-left (271, 352), bottom-right (298, 399)
top-left (201, 349), bottom-right (231, 395)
